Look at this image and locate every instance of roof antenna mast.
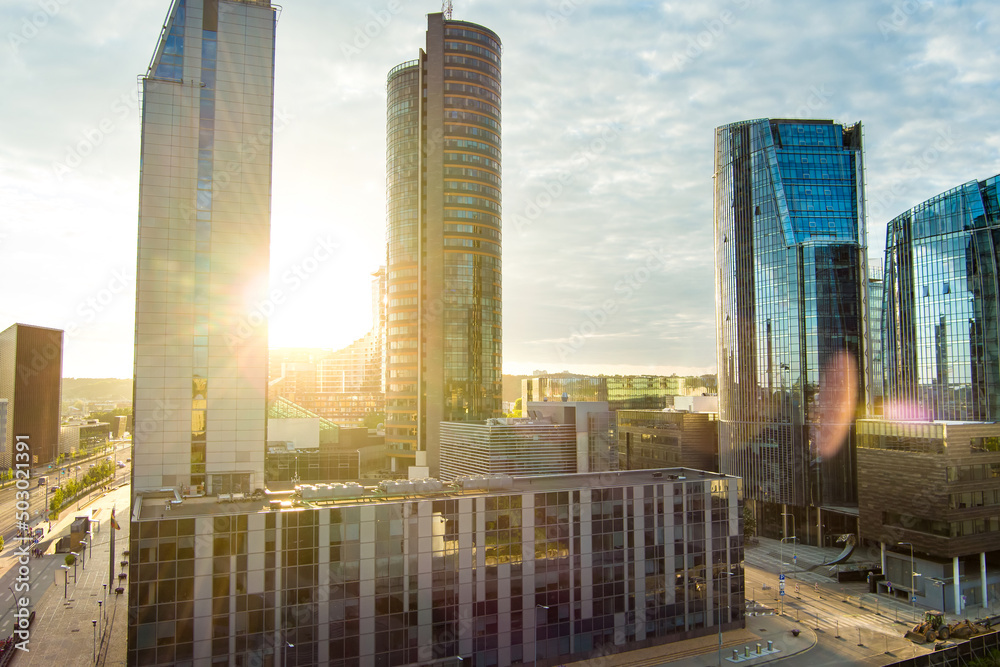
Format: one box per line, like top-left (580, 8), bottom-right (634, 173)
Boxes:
top-left (442, 0), bottom-right (453, 19)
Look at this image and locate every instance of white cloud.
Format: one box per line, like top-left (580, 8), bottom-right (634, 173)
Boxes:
top-left (2, 0), bottom-right (999, 377)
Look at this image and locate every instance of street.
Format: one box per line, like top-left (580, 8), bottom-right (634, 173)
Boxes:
top-left (744, 555), bottom-right (935, 665)
top-left (0, 441), bottom-right (131, 543)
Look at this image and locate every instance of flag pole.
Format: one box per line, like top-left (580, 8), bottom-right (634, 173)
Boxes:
top-left (109, 504), bottom-right (116, 590)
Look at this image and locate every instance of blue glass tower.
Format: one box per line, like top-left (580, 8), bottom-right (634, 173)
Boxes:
top-left (882, 175), bottom-right (1000, 420)
top-left (714, 119), bottom-right (869, 542)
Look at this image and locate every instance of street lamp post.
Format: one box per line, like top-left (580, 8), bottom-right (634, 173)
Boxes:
top-left (71, 552), bottom-right (80, 582)
top-left (97, 600), bottom-right (103, 637)
top-left (92, 619), bottom-right (97, 663)
top-left (779, 537), bottom-right (798, 577)
top-left (716, 572), bottom-right (734, 667)
top-left (60, 566), bottom-right (70, 598)
top-left (899, 542), bottom-right (916, 614)
top-left (80, 541), bottom-right (88, 571)
top-left (781, 512), bottom-right (796, 569)
top-left (7, 586), bottom-right (18, 623)
top-left (535, 604), bottom-right (550, 666)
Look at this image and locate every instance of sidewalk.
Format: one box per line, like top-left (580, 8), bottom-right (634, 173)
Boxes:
top-left (562, 615), bottom-right (816, 667)
top-left (11, 483), bottom-right (129, 666)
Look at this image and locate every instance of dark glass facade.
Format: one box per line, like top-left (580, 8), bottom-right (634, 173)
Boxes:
top-left (882, 175), bottom-right (1000, 421)
top-left (385, 14), bottom-right (503, 476)
top-left (0, 323), bottom-right (63, 467)
top-left (714, 119), bottom-right (869, 523)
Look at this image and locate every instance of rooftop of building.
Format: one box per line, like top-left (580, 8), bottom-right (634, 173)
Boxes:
top-left (858, 418), bottom-right (1000, 426)
top-left (132, 468), bottom-right (736, 522)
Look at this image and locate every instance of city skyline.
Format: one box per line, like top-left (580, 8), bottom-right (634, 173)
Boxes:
top-left (4, 0), bottom-right (1000, 379)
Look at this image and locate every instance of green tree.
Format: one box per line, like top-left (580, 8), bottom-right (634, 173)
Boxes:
top-left (743, 504), bottom-right (757, 541)
top-left (507, 398), bottom-right (522, 418)
top-left (967, 650), bottom-right (1000, 667)
top-left (64, 553), bottom-right (75, 567)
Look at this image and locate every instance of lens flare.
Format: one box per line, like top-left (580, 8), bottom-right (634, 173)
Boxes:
top-left (812, 350), bottom-right (858, 460)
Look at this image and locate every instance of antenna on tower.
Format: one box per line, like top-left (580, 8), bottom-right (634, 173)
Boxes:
top-left (442, 0), bottom-right (453, 19)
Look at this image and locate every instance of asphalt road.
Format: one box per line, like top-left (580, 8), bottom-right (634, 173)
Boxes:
top-left (744, 564), bottom-right (933, 666)
top-left (0, 443), bottom-right (132, 543)
top-left (0, 541), bottom-right (62, 638)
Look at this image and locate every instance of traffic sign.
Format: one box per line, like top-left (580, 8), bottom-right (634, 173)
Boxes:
top-left (793, 555), bottom-right (797, 562)
top-left (779, 574), bottom-right (785, 581)
top-left (911, 596), bottom-right (917, 603)
top-left (780, 590), bottom-right (785, 596)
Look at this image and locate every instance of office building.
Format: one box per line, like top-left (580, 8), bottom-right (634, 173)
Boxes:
top-left (525, 400), bottom-right (618, 472)
top-left (128, 468), bottom-right (744, 666)
top-left (523, 374), bottom-right (686, 412)
top-left (269, 339), bottom-right (385, 429)
top-left (439, 418), bottom-right (577, 481)
top-left (440, 400), bottom-right (617, 481)
top-left (385, 13), bottom-right (503, 477)
top-left (58, 418), bottom-right (111, 457)
top-left (882, 174), bottom-right (1000, 421)
top-left (617, 410), bottom-right (717, 473)
top-left (860, 174), bottom-right (1000, 612)
top-left (265, 397), bottom-right (384, 483)
top-left (132, 0), bottom-right (276, 496)
top-left (714, 118), bottom-right (869, 544)
top-left (867, 265), bottom-right (885, 414)
top-left (128, 1), bottom-right (277, 664)
top-left (0, 323), bottom-right (63, 467)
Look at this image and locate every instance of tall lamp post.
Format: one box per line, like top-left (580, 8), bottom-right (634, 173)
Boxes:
top-left (778, 537), bottom-right (798, 577)
top-left (7, 586), bottom-right (18, 623)
top-left (781, 512), bottom-right (796, 569)
top-left (899, 542), bottom-right (916, 614)
top-left (534, 604), bottom-right (550, 666)
top-left (92, 619), bottom-right (97, 663)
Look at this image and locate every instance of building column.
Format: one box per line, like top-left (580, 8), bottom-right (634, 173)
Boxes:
top-left (981, 552), bottom-right (989, 609)
top-left (953, 556), bottom-right (962, 614)
top-left (880, 542), bottom-right (886, 574)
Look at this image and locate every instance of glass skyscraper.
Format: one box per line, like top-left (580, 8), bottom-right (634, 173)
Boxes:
top-left (130, 0), bottom-right (277, 663)
top-left (882, 175), bottom-right (1000, 420)
top-left (385, 13), bottom-right (503, 477)
top-left (858, 175), bottom-right (1000, 607)
top-left (714, 119), bottom-right (869, 543)
top-left (132, 0), bottom-right (275, 497)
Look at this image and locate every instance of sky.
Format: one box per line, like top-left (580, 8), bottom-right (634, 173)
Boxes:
top-left (2, 0), bottom-right (999, 379)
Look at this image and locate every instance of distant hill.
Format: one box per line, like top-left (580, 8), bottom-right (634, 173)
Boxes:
top-left (62, 378), bottom-right (133, 401)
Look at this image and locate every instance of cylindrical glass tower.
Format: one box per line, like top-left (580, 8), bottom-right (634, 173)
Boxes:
top-left (385, 14), bottom-right (502, 476)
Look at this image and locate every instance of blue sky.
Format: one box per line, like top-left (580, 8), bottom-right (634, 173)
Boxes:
top-left (1, 0), bottom-right (998, 378)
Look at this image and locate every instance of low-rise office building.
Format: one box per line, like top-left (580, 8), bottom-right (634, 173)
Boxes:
top-left (440, 402), bottom-right (618, 481)
top-left (617, 410), bottom-right (717, 473)
top-left (439, 418), bottom-right (577, 481)
top-left (128, 468), bottom-right (744, 667)
top-left (858, 419), bottom-right (1000, 611)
